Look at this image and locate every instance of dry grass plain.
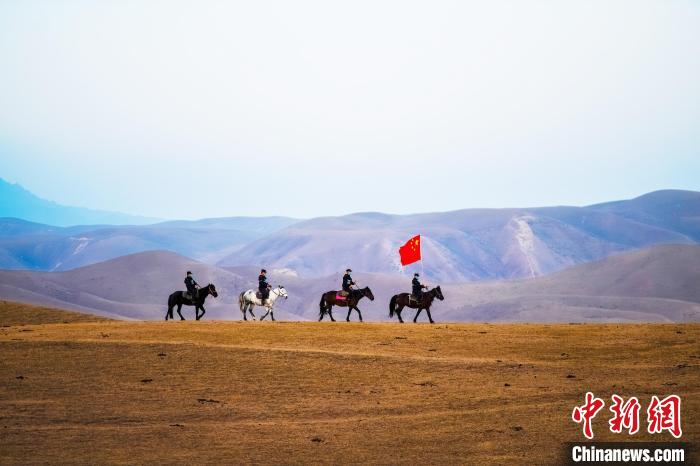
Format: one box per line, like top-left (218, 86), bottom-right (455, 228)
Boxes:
top-left (0, 301), bottom-right (698, 465)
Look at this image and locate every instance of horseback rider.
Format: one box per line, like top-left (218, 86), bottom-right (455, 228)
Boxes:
top-left (341, 268), bottom-right (355, 297)
top-left (258, 269), bottom-right (271, 306)
top-left (412, 273), bottom-right (427, 302)
top-left (185, 271), bottom-right (199, 301)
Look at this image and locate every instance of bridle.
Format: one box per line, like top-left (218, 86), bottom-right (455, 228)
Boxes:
top-left (271, 287), bottom-right (287, 299)
top-left (427, 287), bottom-right (443, 300)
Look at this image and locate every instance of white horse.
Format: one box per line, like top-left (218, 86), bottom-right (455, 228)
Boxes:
top-left (238, 286), bottom-right (288, 321)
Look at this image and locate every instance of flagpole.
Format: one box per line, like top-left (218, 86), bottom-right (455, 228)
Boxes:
top-left (420, 235), bottom-right (425, 282)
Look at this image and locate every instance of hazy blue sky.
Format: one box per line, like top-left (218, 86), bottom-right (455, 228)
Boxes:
top-left (1, 0), bottom-right (699, 219)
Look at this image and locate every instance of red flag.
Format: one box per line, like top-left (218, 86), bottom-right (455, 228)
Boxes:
top-left (399, 235), bottom-right (421, 266)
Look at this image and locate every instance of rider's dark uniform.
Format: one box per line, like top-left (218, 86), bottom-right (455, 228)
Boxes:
top-left (412, 275), bottom-right (425, 301)
top-left (185, 273), bottom-right (199, 301)
top-left (258, 273), bottom-right (270, 302)
top-left (342, 272), bottom-right (354, 296)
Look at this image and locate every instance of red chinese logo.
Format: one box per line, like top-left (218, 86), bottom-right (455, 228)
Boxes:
top-left (647, 395), bottom-right (682, 438)
top-left (572, 392), bottom-right (605, 439)
top-left (608, 394), bottom-right (641, 435)
top-left (572, 393), bottom-right (682, 439)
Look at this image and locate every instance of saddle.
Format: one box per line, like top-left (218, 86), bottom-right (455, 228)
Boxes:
top-left (256, 291), bottom-right (264, 299)
top-left (336, 290), bottom-right (349, 300)
top-left (183, 291), bottom-right (196, 301)
top-left (409, 294), bottom-right (421, 305)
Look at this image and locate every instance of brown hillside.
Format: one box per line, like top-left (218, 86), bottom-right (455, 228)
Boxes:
top-left (0, 300), bottom-right (109, 326)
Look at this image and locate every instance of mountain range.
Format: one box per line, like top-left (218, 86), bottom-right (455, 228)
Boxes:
top-left (217, 190), bottom-right (700, 281)
top-left (2, 188), bottom-right (697, 282)
top-left (0, 216), bottom-right (298, 270)
top-left (0, 178), bottom-right (160, 226)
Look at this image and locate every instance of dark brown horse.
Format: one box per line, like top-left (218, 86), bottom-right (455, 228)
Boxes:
top-left (166, 283), bottom-right (218, 321)
top-left (389, 286), bottom-right (444, 323)
top-left (319, 286), bottom-right (375, 322)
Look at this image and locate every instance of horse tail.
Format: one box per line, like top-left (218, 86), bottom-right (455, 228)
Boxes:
top-left (389, 295), bottom-right (397, 318)
top-left (319, 294), bottom-right (326, 318)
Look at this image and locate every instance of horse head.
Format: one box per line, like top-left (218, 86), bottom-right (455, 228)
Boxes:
top-left (277, 285), bottom-right (288, 299)
top-left (433, 285), bottom-right (444, 301)
top-left (207, 283), bottom-right (219, 298)
top-left (363, 286), bottom-right (375, 301)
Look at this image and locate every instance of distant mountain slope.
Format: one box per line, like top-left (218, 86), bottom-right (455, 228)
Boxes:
top-left (0, 178), bottom-right (160, 226)
top-left (218, 190), bottom-right (698, 281)
top-left (0, 251), bottom-right (241, 320)
top-left (444, 244), bottom-right (700, 322)
top-left (589, 189), bottom-right (700, 241)
top-left (1, 245), bottom-right (698, 322)
top-left (533, 243), bottom-right (700, 302)
top-left (0, 216), bottom-right (299, 271)
top-left (0, 250), bottom-right (319, 321)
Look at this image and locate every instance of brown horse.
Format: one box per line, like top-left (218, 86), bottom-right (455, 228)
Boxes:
top-left (389, 286), bottom-right (444, 323)
top-left (319, 286), bottom-right (375, 322)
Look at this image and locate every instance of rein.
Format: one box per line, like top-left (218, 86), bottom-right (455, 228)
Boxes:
top-left (260, 287), bottom-right (284, 303)
top-left (195, 284), bottom-right (214, 301)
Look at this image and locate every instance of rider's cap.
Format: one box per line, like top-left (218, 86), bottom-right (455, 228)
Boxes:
top-left (261, 269), bottom-right (267, 273)
top-left (346, 268), bottom-right (352, 272)
top-left (187, 271), bottom-right (192, 275)
top-left (414, 273), bottom-right (419, 277)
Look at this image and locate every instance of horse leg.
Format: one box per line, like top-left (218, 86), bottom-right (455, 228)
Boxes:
top-left (346, 306), bottom-right (352, 322)
top-left (328, 305), bottom-right (336, 322)
top-left (249, 305), bottom-right (257, 321)
top-left (177, 303), bottom-right (185, 321)
top-left (167, 299), bottom-right (178, 320)
top-left (197, 306), bottom-right (205, 321)
top-left (270, 309), bottom-right (275, 322)
top-left (355, 306), bottom-right (363, 323)
top-left (426, 308), bottom-right (435, 324)
top-left (242, 302), bottom-right (248, 321)
top-left (413, 308), bottom-right (422, 323)
top-left (397, 304), bottom-right (405, 324)
top-left (260, 307), bottom-right (270, 321)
